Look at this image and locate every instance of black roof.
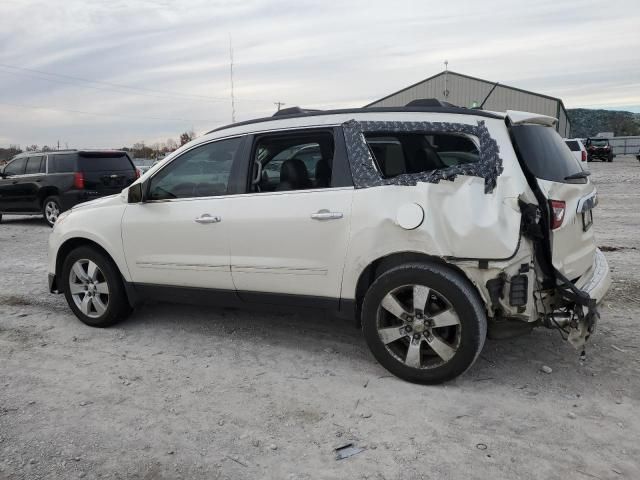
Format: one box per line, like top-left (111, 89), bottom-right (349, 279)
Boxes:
top-left (206, 102), bottom-right (502, 135)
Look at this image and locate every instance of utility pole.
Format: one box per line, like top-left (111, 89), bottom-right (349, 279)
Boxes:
top-left (229, 35), bottom-right (236, 123)
top-left (443, 60), bottom-right (450, 100)
top-left (57, 140), bottom-right (60, 150)
top-left (274, 101), bottom-right (286, 111)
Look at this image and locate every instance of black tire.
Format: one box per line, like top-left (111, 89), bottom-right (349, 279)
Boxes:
top-left (608, 154), bottom-right (613, 163)
top-left (42, 196), bottom-right (61, 227)
top-left (61, 246), bottom-right (132, 327)
top-left (361, 262), bottom-right (487, 384)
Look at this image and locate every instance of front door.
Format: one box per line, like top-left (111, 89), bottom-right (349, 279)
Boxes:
top-left (228, 128), bottom-right (354, 305)
top-left (21, 155), bottom-right (46, 211)
top-left (122, 136), bottom-right (246, 291)
top-left (0, 157), bottom-right (27, 212)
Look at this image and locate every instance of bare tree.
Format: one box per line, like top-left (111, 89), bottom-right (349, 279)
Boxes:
top-left (179, 130), bottom-right (195, 146)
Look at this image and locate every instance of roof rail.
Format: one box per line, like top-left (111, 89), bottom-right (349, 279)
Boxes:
top-left (405, 99), bottom-right (457, 108)
top-left (272, 106), bottom-right (323, 117)
top-left (206, 105), bottom-right (503, 135)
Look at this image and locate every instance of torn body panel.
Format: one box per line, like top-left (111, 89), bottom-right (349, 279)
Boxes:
top-left (339, 115), bottom-right (609, 350)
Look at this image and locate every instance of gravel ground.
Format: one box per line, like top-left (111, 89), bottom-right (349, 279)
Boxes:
top-left (1, 156), bottom-right (639, 480)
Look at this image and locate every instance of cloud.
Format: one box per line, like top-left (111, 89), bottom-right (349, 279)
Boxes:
top-left (0, 0), bottom-right (638, 147)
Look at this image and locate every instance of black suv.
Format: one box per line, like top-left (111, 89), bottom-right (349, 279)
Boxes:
top-left (0, 150), bottom-right (138, 226)
top-left (585, 138), bottom-right (614, 162)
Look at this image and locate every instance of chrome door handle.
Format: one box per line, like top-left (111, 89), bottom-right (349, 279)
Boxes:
top-left (195, 214), bottom-right (221, 224)
top-left (310, 209), bottom-right (343, 220)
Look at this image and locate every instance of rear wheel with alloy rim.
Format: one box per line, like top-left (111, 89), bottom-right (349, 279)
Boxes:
top-left (362, 262), bottom-right (487, 384)
top-left (43, 196), bottom-right (61, 227)
top-left (61, 246), bottom-right (131, 327)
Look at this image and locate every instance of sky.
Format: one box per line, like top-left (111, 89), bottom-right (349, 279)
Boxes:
top-left (0, 0), bottom-right (639, 149)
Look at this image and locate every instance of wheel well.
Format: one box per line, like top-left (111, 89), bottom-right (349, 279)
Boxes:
top-left (38, 187), bottom-right (60, 207)
top-left (56, 238), bottom-right (117, 281)
top-left (354, 252), bottom-right (475, 322)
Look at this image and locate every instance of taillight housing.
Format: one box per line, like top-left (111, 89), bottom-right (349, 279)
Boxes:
top-left (135, 168), bottom-right (141, 179)
top-left (549, 200), bottom-right (566, 230)
top-left (73, 172), bottom-right (85, 189)
top-left (581, 150), bottom-right (587, 162)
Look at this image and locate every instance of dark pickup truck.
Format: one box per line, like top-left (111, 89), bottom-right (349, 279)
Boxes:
top-left (585, 138), bottom-right (614, 162)
top-left (0, 150), bottom-right (138, 226)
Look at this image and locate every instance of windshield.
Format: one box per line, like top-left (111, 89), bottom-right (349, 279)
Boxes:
top-left (511, 125), bottom-right (585, 183)
top-left (589, 139), bottom-right (608, 147)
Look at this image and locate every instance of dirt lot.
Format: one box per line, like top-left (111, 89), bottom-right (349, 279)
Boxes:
top-left (1, 156), bottom-right (639, 480)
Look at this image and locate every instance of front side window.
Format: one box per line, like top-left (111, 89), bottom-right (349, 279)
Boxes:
top-left (4, 157), bottom-right (27, 176)
top-left (364, 132), bottom-right (479, 178)
top-left (252, 131), bottom-right (335, 192)
top-left (25, 156), bottom-right (44, 174)
top-left (148, 137), bottom-right (242, 200)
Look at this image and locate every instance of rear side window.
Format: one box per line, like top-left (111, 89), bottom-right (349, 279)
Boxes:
top-left (511, 125), bottom-right (584, 183)
top-left (253, 131), bottom-right (335, 192)
top-left (565, 140), bottom-right (580, 151)
top-left (49, 154), bottom-right (77, 173)
top-left (364, 132), bottom-right (479, 178)
top-left (78, 153), bottom-right (133, 172)
top-left (4, 157), bottom-right (27, 175)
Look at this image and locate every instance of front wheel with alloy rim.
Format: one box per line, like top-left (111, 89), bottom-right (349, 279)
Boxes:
top-left (362, 262), bottom-right (487, 384)
top-left (42, 196), bottom-right (61, 227)
top-left (61, 246), bottom-right (131, 327)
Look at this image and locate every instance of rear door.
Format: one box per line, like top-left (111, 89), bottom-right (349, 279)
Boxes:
top-left (78, 152), bottom-right (137, 195)
top-left (511, 124), bottom-right (596, 279)
top-left (228, 127), bottom-right (354, 305)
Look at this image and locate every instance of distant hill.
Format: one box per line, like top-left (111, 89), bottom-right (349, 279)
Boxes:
top-left (567, 108), bottom-right (640, 138)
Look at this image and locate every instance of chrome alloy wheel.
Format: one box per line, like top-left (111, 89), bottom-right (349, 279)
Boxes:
top-left (376, 284), bottom-right (462, 369)
top-left (45, 200), bottom-right (60, 224)
top-left (68, 259), bottom-right (110, 319)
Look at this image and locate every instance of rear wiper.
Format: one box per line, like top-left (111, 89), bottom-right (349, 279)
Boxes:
top-left (565, 171), bottom-right (591, 181)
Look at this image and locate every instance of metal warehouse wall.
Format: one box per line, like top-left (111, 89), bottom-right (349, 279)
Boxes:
top-left (368, 72), bottom-right (570, 136)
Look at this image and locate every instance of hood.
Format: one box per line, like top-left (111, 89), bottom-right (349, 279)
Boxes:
top-left (71, 193), bottom-right (123, 211)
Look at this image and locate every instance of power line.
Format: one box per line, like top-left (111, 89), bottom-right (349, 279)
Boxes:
top-left (0, 100), bottom-right (221, 124)
top-left (0, 68), bottom-right (207, 104)
top-left (0, 62), bottom-right (278, 105)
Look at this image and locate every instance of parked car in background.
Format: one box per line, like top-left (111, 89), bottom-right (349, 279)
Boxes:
top-left (132, 158), bottom-right (156, 177)
top-left (48, 102), bottom-right (610, 384)
top-left (0, 150), bottom-right (138, 226)
top-left (585, 138), bottom-right (613, 162)
top-left (564, 138), bottom-right (587, 163)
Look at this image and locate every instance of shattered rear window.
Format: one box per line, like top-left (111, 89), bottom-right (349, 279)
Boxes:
top-left (364, 132), bottom-right (479, 178)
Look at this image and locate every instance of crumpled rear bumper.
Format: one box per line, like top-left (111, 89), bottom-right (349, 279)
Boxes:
top-left (574, 248), bottom-right (612, 305)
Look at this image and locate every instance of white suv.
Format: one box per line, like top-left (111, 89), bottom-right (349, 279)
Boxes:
top-left (48, 101), bottom-right (611, 384)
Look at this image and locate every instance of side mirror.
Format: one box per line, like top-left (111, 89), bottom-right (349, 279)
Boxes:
top-left (127, 182), bottom-right (145, 203)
